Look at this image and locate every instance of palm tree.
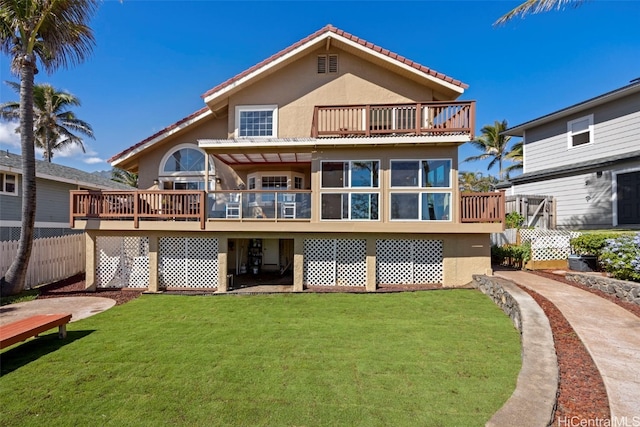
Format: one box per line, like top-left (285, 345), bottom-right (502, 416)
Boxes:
top-left (459, 171), bottom-right (498, 193)
top-left (504, 141), bottom-right (524, 179)
top-left (0, 0), bottom-right (98, 296)
top-left (111, 168), bottom-right (138, 188)
top-left (463, 120), bottom-right (512, 181)
top-left (495, 0), bottom-right (587, 25)
top-left (1, 81), bottom-right (94, 162)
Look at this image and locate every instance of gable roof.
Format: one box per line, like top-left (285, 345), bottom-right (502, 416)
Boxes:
top-left (0, 151), bottom-right (133, 190)
top-left (201, 24), bottom-right (467, 105)
top-left (110, 24), bottom-right (468, 167)
top-left (504, 80), bottom-right (640, 137)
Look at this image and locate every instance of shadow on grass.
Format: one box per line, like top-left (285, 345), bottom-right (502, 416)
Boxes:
top-left (1, 330), bottom-right (95, 376)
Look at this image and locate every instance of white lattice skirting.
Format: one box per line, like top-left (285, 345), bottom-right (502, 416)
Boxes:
top-left (304, 239), bottom-right (367, 286)
top-left (376, 239), bottom-right (443, 285)
top-left (159, 237), bottom-right (219, 288)
top-left (519, 229), bottom-right (581, 261)
top-left (96, 236), bottom-right (150, 288)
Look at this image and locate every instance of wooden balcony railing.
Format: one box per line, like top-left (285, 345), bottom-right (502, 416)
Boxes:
top-left (71, 189), bottom-right (503, 229)
top-left (311, 101), bottom-right (475, 139)
top-left (70, 190), bottom-right (206, 229)
top-left (460, 192), bottom-right (505, 226)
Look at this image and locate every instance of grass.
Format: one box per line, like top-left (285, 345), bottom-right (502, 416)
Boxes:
top-left (0, 291), bottom-right (521, 426)
top-left (0, 289), bottom-right (39, 306)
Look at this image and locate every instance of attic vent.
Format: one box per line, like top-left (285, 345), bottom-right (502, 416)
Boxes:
top-left (317, 54), bottom-right (338, 74)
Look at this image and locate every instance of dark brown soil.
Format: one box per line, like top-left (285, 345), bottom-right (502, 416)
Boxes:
top-left (37, 274), bottom-right (143, 306)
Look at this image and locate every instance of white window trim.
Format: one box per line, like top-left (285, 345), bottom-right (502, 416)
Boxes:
top-left (320, 160), bottom-right (380, 189)
top-left (567, 114), bottom-right (594, 149)
top-left (389, 158), bottom-right (452, 189)
top-left (389, 191), bottom-right (452, 222)
top-left (235, 105), bottom-right (278, 138)
top-left (158, 143), bottom-right (214, 191)
top-left (320, 192), bottom-right (380, 221)
top-left (0, 172), bottom-right (18, 196)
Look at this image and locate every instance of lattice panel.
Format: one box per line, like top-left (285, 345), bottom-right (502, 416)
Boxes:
top-left (303, 239), bottom-right (336, 286)
top-left (96, 236), bottom-right (149, 288)
top-left (335, 239), bottom-right (366, 286)
top-left (159, 237), bottom-right (218, 288)
top-left (376, 239), bottom-right (443, 285)
top-left (376, 240), bottom-right (413, 284)
top-left (520, 229), bottom-right (582, 261)
top-left (413, 240), bottom-right (443, 284)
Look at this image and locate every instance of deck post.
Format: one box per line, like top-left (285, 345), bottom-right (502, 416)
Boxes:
top-left (217, 237), bottom-right (228, 292)
top-left (365, 237), bottom-right (377, 292)
top-left (148, 235), bottom-right (159, 293)
top-left (84, 232), bottom-right (97, 291)
top-left (293, 237), bottom-right (304, 292)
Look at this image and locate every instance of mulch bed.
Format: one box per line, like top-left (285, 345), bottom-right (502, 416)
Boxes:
top-left (35, 270), bottom-right (640, 422)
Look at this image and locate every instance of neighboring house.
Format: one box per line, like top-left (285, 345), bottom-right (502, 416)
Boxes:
top-left (502, 81), bottom-right (640, 229)
top-left (71, 25), bottom-right (503, 292)
top-left (0, 151), bottom-right (132, 241)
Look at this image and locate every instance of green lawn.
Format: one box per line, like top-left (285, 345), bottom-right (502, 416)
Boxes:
top-left (0, 291), bottom-right (521, 427)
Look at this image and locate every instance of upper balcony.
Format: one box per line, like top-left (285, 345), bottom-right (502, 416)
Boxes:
top-left (311, 101), bottom-right (475, 139)
top-left (70, 190), bottom-right (503, 231)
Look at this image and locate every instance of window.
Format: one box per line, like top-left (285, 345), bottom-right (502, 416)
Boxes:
top-left (567, 115), bottom-right (594, 148)
top-left (390, 160), bottom-right (451, 188)
top-left (317, 54), bottom-right (338, 74)
top-left (321, 160), bottom-right (379, 188)
top-left (0, 173), bottom-right (17, 195)
top-left (236, 105), bottom-right (278, 138)
top-left (159, 144), bottom-right (214, 190)
top-left (390, 192), bottom-right (451, 221)
top-left (321, 193), bottom-right (378, 220)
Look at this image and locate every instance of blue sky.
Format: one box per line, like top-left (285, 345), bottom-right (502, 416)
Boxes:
top-left (1, 0), bottom-right (639, 177)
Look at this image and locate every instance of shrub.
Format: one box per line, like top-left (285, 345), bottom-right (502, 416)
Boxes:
top-left (505, 212), bottom-right (525, 229)
top-left (570, 233), bottom-right (622, 257)
top-left (491, 242), bottom-right (531, 269)
top-left (599, 233), bottom-right (640, 283)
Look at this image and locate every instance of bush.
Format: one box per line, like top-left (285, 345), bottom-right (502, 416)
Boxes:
top-left (599, 233), bottom-right (640, 283)
top-left (570, 233), bottom-right (623, 257)
top-left (505, 212), bottom-right (525, 229)
top-left (491, 242), bottom-right (531, 269)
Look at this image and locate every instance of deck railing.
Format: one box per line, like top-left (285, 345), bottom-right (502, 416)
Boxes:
top-left (71, 189), bottom-right (503, 228)
top-left (311, 101), bottom-right (475, 139)
top-left (70, 190), bottom-right (207, 229)
top-left (460, 192), bottom-right (505, 226)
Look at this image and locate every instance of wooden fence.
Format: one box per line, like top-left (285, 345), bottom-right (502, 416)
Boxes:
top-left (0, 234), bottom-right (85, 289)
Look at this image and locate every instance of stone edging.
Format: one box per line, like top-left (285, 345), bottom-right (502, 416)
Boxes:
top-left (565, 272), bottom-right (640, 306)
top-left (472, 275), bottom-right (558, 427)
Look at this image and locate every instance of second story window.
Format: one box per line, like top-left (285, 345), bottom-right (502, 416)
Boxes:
top-left (236, 105), bottom-right (278, 138)
top-left (321, 160), bottom-right (379, 188)
top-left (0, 172), bottom-right (17, 195)
top-left (567, 115), bottom-right (594, 148)
top-left (159, 144), bottom-right (214, 190)
top-left (390, 159), bottom-right (451, 188)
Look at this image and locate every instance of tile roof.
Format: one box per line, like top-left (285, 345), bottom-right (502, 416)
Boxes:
top-left (201, 24), bottom-right (467, 99)
top-left (0, 151), bottom-right (133, 190)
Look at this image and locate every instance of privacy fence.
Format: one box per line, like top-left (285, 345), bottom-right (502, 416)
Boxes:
top-left (0, 234), bottom-right (85, 289)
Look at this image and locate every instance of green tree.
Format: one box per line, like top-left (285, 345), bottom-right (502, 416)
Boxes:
top-left (0, 0), bottom-right (98, 296)
top-left (458, 171), bottom-right (498, 193)
top-left (504, 140), bottom-right (523, 179)
top-left (463, 120), bottom-right (512, 181)
top-left (495, 0), bottom-right (587, 25)
top-left (1, 81), bottom-right (94, 162)
top-left (111, 168), bottom-right (138, 188)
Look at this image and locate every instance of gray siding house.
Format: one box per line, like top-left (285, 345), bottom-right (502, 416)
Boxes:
top-left (0, 151), bottom-right (132, 241)
top-left (503, 81), bottom-right (640, 229)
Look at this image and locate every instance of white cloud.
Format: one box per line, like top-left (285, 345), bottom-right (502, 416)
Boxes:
top-left (0, 121), bottom-right (20, 149)
top-left (83, 157), bottom-right (105, 165)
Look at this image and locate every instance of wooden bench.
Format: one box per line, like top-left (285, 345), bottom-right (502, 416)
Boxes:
top-left (0, 313), bottom-right (72, 350)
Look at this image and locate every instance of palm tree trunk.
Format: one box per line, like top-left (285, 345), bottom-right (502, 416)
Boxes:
top-left (1, 57), bottom-right (37, 296)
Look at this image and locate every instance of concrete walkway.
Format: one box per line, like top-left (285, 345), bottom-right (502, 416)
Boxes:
top-left (0, 297), bottom-right (115, 326)
top-left (497, 270), bottom-right (640, 421)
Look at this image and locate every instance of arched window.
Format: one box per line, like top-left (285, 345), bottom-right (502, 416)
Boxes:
top-left (158, 144), bottom-right (214, 190)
